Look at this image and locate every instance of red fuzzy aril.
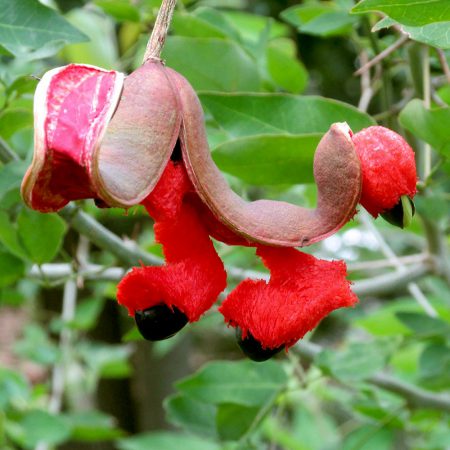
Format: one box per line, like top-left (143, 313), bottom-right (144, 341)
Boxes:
top-left (352, 126), bottom-right (417, 217)
top-left (219, 246), bottom-right (358, 351)
top-left (117, 161), bottom-right (227, 324)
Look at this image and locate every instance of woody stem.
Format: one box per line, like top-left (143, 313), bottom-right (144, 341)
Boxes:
top-left (143, 0), bottom-right (177, 63)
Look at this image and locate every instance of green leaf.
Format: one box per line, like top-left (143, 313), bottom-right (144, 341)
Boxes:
top-left (65, 411), bottom-right (124, 441)
top-left (200, 93), bottom-right (375, 139)
top-left (282, 4), bottom-right (358, 37)
top-left (94, 0), bottom-right (140, 22)
top-left (352, 0), bottom-right (450, 27)
top-left (396, 312), bottom-right (450, 338)
top-left (317, 340), bottom-right (394, 382)
top-left (176, 360), bottom-right (287, 407)
top-left (266, 40), bottom-right (308, 94)
top-left (171, 12), bottom-right (229, 39)
top-left (62, 8), bottom-right (118, 69)
top-left (69, 298), bottom-right (105, 331)
top-left (419, 343), bottom-right (450, 387)
top-left (0, 211), bottom-right (28, 260)
top-left (216, 403), bottom-right (259, 441)
top-left (0, 368), bottom-right (29, 410)
top-left (14, 324), bottom-right (60, 366)
top-left (20, 410), bottom-right (71, 448)
top-left (399, 100), bottom-right (450, 157)
top-left (165, 394), bottom-right (217, 438)
top-left (17, 208), bottom-right (66, 264)
top-left (117, 432), bottom-right (220, 450)
top-left (212, 134), bottom-right (320, 185)
top-left (375, 17), bottom-right (450, 50)
top-left (0, 0), bottom-right (87, 56)
top-left (0, 250), bottom-right (25, 288)
top-left (0, 109), bottom-right (33, 140)
top-left (162, 37), bottom-right (261, 92)
top-left (0, 160), bottom-right (27, 203)
top-left (221, 10), bottom-right (290, 43)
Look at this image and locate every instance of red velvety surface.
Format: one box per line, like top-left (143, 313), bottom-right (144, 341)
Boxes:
top-left (117, 162), bottom-right (227, 322)
top-left (219, 246), bottom-right (358, 350)
top-left (352, 126), bottom-right (417, 217)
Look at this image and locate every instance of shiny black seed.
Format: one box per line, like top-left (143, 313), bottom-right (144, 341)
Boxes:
top-left (381, 196), bottom-right (415, 229)
top-left (94, 198), bottom-right (110, 209)
top-left (236, 328), bottom-right (283, 362)
top-left (170, 140), bottom-right (183, 163)
top-left (135, 304), bottom-right (188, 341)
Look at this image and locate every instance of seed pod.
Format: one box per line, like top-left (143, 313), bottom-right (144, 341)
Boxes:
top-left (21, 61), bottom-right (181, 212)
top-left (166, 69), bottom-right (363, 247)
top-left (352, 126), bottom-right (417, 224)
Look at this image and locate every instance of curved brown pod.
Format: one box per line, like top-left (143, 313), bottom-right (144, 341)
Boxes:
top-left (93, 61), bottom-right (181, 207)
top-left (167, 68), bottom-right (362, 247)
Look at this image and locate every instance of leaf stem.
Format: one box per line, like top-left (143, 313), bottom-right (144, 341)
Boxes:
top-left (143, 0), bottom-right (177, 63)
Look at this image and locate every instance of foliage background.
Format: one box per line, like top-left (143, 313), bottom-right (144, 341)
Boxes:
top-left (0, 0), bottom-right (449, 449)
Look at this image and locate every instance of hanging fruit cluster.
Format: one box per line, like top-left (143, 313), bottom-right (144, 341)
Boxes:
top-left (22, 60), bottom-right (417, 361)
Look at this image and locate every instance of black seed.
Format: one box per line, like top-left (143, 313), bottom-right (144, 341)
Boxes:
top-left (381, 196), bottom-right (415, 229)
top-left (170, 140), bottom-right (183, 163)
top-left (236, 328), bottom-right (283, 362)
top-left (135, 304), bottom-right (188, 341)
top-left (94, 198), bottom-right (110, 209)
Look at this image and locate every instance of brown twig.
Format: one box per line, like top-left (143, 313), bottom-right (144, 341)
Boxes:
top-left (142, 0), bottom-right (177, 63)
top-left (354, 35), bottom-right (409, 76)
top-left (436, 48), bottom-right (450, 84)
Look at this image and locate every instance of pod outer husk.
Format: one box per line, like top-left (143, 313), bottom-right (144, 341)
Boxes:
top-left (21, 64), bottom-right (124, 212)
top-left (93, 61), bottom-right (182, 207)
top-left (167, 68), bottom-right (362, 247)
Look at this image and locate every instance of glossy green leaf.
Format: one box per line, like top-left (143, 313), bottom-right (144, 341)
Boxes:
top-left (282, 4), bottom-right (358, 37)
top-left (94, 0), bottom-right (140, 22)
top-left (0, 0), bottom-right (87, 56)
top-left (17, 208), bottom-right (66, 264)
top-left (0, 250), bottom-right (25, 287)
top-left (117, 432), bottom-right (220, 450)
top-left (317, 340), bottom-right (394, 381)
top-left (419, 343), bottom-right (450, 387)
top-left (200, 93), bottom-right (375, 139)
top-left (0, 211), bottom-right (28, 260)
top-left (216, 403), bottom-right (259, 441)
top-left (213, 134), bottom-right (320, 185)
top-left (20, 410), bottom-right (71, 448)
top-left (171, 11), bottom-right (229, 39)
top-left (176, 360), bottom-right (287, 407)
top-left (0, 109), bottom-right (33, 140)
top-left (266, 40), bottom-right (308, 94)
top-left (65, 411), bottom-right (124, 441)
top-left (165, 394), bottom-right (217, 438)
top-left (352, 0), bottom-right (450, 27)
top-left (399, 100), bottom-right (450, 157)
top-left (0, 160), bottom-right (27, 202)
top-left (396, 312), bottom-right (450, 338)
top-left (62, 8), bottom-right (118, 69)
top-left (374, 17), bottom-right (450, 49)
top-left (162, 37), bottom-right (261, 92)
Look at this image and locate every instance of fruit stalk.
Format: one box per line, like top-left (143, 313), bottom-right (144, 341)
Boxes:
top-left (143, 0), bottom-right (178, 62)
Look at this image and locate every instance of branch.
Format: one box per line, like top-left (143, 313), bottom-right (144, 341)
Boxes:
top-left (143, 0), bottom-right (177, 63)
top-left (295, 341), bottom-right (450, 413)
top-left (354, 35), bottom-right (409, 76)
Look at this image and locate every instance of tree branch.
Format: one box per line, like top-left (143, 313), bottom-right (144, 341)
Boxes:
top-left (295, 341), bottom-right (450, 413)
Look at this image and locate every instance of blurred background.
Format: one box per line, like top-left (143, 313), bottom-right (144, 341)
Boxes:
top-left (0, 0), bottom-right (449, 449)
